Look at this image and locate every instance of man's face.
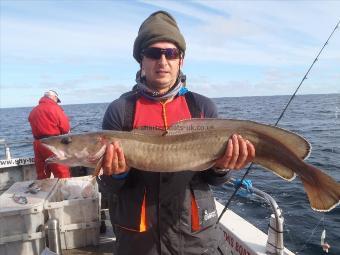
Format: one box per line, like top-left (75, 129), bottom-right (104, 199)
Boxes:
top-left (141, 41), bottom-right (183, 94)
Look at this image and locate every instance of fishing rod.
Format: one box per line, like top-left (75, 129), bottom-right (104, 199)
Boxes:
top-left (70, 122), bottom-right (83, 132)
top-left (70, 119), bottom-right (102, 132)
top-left (217, 19), bottom-right (340, 224)
top-left (70, 107), bottom-right (106, 132)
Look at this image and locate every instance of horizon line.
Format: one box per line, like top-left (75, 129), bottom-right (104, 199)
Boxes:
top-left (1, 92), bottom-right (339, 110)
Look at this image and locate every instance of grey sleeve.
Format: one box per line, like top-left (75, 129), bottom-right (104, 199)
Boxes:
top-left (102, 98), bottom-right (126, 130)
top-left (97, 175), bottom-right (127, 194)
top-left (201, 169), bottom-right (231, 186)
top-left (190, 92), bottom-right (218, 118)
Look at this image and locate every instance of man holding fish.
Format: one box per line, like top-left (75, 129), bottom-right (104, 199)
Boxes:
top-left (98, 11), bottom-right (255, 255)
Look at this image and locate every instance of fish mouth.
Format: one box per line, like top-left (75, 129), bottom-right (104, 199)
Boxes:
top-left (41, 143), bottom-right (67, 160)
top-left (45, 155), bottom-right (90, 167)
top-left (45, 156), bottom-right (59, 164)
top-left (45, 155), bottom-right (71, 165)
top-left (44, 144), bottom-right (107, 167)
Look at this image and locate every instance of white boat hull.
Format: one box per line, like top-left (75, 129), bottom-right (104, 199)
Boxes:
top-left (0, 157), bottom-right (36, 193)
top-left (216, 200), bottom-right (294, 255)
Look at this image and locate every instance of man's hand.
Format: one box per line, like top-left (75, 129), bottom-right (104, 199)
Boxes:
top-left (214, 134), bottom-right (255, 170)
top-left (102, 141), bottom-right (130, 175)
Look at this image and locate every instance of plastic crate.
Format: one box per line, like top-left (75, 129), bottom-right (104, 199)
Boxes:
top-left (44, 176), bottom-right (101, 249)
top-left (0, 178), bottom-right (58, 255)
top-left (0, 232), bottom-right (45, 255)
top-left (60, 221), bottom-right (101, 249)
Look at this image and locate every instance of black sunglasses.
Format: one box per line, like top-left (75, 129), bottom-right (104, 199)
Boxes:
top-left (142, 47), bottom-right (181, 60)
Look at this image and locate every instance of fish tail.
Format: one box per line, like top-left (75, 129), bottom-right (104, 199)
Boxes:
top-left (301, 163), bottom-right (340, 211)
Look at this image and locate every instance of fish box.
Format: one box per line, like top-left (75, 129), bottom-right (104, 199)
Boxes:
top-left (0, 232), bottom-right (45, 255)
top-left (44, 176), bottom-right (101, 249)
top-left (0, 178), bottom-right (58, 255)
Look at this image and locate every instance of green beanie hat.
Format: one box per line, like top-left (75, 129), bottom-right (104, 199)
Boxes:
top-left (133, 11), bottom-right (186, 63)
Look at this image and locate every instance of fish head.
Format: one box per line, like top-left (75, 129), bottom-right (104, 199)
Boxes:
top-left (40, 132), bottom-right (107, 168)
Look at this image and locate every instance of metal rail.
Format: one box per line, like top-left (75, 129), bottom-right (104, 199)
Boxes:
top-left (252, 186), bottom-right (284, 255)
top-left (225, 179), bottom-right (284, 255)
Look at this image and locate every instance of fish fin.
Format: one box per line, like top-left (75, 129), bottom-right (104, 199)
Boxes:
top-left (131, 126), bottom-right (167, 136)
top-left (170, 118), bottom-right (310, 160)
top-left (168, 118), bottom-right (212, 135)
top-left (254, 158), bottom-right (296, 181)
top-left (301, 163), bottom-right (340, 212)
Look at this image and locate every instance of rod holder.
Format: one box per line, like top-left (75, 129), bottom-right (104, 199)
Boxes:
top-left (5, 146), bottom-right (11, 160)
top-left (266, 213), bottom-right (284, 255)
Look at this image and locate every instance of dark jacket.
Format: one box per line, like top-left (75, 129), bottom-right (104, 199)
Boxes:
top-left (98, 91), bottom-right (229, 255)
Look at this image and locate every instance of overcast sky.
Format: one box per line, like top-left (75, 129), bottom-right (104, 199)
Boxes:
top-left (1, 0), bottom-right (339, 108)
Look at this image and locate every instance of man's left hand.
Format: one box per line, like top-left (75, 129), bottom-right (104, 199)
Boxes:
top-left (214, 134), bottom-right (255, 170)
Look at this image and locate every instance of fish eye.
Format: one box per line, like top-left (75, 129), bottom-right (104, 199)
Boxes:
top-left (61, 136), bottom-right (72, 145)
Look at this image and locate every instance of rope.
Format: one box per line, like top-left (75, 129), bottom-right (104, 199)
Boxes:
top-left (217, 19), bottom-right (340, 223)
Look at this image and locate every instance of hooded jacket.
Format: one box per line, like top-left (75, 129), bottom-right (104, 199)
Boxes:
top-left (28, 97), bottom-right (70, 139)
top-left (98, 91), bottom-right (228, 255)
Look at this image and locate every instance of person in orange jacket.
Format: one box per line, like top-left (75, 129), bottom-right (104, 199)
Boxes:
top-left (28, 90), bottom-right (71, 179)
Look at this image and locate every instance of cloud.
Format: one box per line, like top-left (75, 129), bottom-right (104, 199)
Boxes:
top-left (2, 1), bottom-right (339, 66)
top-left (141, 1), bottom-right (340, 67)
top-left (1, 1), bottom-right (339, 108)
top-left (0, 1), bottom-right (143, 64)
top-left (38, 75), bottom-right (111, 90)
top-left (1, 18), bottom-right (135, 60)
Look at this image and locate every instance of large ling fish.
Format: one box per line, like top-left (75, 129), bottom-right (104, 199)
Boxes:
top-left (41, 118), bottom-right (340, 212)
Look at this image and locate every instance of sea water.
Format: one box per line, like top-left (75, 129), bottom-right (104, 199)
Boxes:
top-left (0, 93), bottom-right (339, 254)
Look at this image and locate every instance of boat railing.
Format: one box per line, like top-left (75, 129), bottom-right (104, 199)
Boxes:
top-left (226, 178), bottom-right (284, 255)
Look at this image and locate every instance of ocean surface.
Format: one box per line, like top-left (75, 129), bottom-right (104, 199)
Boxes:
top-left (0, 93), bottom-right (339, 254)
